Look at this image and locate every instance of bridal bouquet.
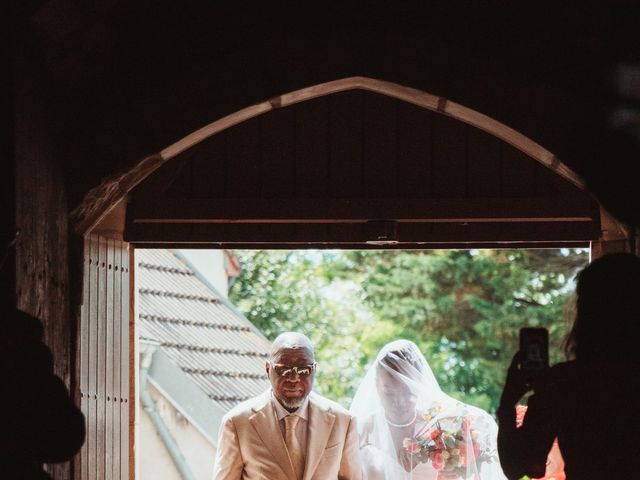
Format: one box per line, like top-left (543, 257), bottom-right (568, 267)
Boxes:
top-left (402, 406), bottom-right (496, 478)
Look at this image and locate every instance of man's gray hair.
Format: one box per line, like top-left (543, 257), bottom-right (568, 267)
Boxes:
top-left (270, 332), bottom-right (315, 360)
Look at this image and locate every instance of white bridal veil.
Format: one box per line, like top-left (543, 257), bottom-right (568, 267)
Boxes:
top-left (350, 340), bottom-right (506, 480)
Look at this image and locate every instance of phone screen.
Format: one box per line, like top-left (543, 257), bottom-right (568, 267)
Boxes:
top-left (519, 327), bottom-right (549, 383)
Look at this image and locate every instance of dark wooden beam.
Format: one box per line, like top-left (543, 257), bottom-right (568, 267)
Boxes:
top-left (129, 197), bottom-right (599, 224)
top-left (125, 220), bottom-right (600, 245)
top-left (132, 241), bottom-right (591, 250)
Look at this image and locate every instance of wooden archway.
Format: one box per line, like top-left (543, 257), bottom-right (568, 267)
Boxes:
top-left (70, 77), bottom-right (630, 480)
top-left (73, 77), bottom-right (629, 252)
top-left (74, 77), bottom-right (592, 236)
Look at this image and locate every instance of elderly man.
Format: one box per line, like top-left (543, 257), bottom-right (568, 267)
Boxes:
top-left (213, 332), bottom-right (362, 480)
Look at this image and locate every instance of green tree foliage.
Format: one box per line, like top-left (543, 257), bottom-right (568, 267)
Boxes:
top-left (229, 250), bottom-right (372, 404)
top-left (229, 249), bottom-right (588, 411)
top-left (328, 249), bottom-right (587, 411)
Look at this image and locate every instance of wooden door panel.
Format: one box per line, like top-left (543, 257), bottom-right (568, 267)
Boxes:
top-left (78, 235), bottom-right (130, 480)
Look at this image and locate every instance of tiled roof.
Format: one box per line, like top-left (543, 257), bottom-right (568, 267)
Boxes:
top-left (137, 249), bottom-right (270, 411)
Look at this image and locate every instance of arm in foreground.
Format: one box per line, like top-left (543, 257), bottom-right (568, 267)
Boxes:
top-left (339, 416), bottom-right (363, 480)
top-left (212, 415), bottom-right (244, 480)
top-left (497, 354), bottom-right (555, 480)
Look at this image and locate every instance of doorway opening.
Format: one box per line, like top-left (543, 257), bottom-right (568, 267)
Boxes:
top-left (74, 77), bottom-right (629, 479)
top-left (132, 246), bottom-right (588, 480)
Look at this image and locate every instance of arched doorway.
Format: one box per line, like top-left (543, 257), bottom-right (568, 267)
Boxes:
top-left (72, 77), bottom-right (629, 479)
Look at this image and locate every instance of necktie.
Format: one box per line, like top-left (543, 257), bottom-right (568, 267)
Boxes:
top-left (284, 415), bottom-right (304, 480)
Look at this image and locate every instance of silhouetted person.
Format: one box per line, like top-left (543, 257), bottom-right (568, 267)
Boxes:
top-left (497, 253), bottom-right (640, 479)
top-left (0, 304), bottom-right (85, 479)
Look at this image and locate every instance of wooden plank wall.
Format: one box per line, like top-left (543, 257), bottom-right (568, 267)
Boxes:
top-left (156, 90), bottom-right (589, 203)
top-left (78, 234), bottom-right (130, 480)
top-left (15, 61), bottom-right (75, 479)
top-left (128, 90), bottom-right (600, 247)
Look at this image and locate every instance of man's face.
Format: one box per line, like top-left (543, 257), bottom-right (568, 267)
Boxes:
top-left (266, 347), bottom-right (315, 411)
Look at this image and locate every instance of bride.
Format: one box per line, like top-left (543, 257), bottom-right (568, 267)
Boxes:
top-left (350, 340), bottom-right (506, 480)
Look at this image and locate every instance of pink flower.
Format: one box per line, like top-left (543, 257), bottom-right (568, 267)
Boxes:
top-left (432, 451), bottom-right (444, 470)
top-left (406, 441), bottom-right (420, 455)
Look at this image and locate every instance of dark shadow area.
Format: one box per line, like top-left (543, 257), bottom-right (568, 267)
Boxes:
top-left (498, 253), bottom-right (640, 479)
top-left (0, 305), bottom-right (85, 479)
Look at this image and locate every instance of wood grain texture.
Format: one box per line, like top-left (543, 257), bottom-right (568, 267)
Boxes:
top-left (15, 75), bottom-right (72, 439)
top-left (329, 91), bottom-right (364, 197)
top-left (130, 197), bottom-right (596, 223)
top-left (87, 236), bottom-right (98, 479)
top-left (78, 235), bottom-right (129, 480)
top-left (112, 244), bottom-right (122, 480)
top-left (432, 114), bottom-right (468, 198)
top-left (501, 144), bottom-right (536, 198)
top-left (225, 118), bottom-right (261, 197)
top-left (363, 92), bottom-right (397, 197)
top-left (293, 97), bottom-right (330, 196)
top-left (396, 101), bottom-right (433, 197)
top-left (126, 221), bottom-right (598, 246)
top-left (261, 106), bottom-right (296, 197)
top-left (124, 89), bottom-right (602, 247)
top-left (467, 128), bottom-right (502, 198)
top-left (96, 238), bottom-right (106, 480)
top-left (74, 77), bottom-right (589, 239)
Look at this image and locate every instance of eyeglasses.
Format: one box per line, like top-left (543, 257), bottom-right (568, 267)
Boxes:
top-left (270, 362), bottom-right (317, 378)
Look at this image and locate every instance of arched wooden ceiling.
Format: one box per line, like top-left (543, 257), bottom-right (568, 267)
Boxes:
top-left (121, 79), bottom-right (600, 249)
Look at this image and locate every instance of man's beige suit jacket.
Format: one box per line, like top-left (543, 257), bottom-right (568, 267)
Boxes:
top-left (212, 390), bottom-right (363, 480)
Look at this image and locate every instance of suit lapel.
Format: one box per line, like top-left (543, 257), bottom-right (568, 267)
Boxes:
top-left (303, 394), bottom-right (336, 480)
top-left (249, 393), bottom-right (297, 480)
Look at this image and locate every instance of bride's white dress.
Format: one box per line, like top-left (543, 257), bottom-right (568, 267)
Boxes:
top-left (350, 340), bottom-right (506, 480)
top-left (359, 414), bottom-right (438, 480)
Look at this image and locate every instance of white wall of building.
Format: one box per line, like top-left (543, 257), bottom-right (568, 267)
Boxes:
top-left (177, 249), bottom-right (229, 297)
top-left (140, 383), bottom-right (217, 480)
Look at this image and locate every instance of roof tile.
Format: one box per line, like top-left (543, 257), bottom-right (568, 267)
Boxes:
top-left (137, 249), bottom-right (270, 414)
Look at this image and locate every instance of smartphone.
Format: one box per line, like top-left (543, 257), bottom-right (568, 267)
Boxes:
top-left (519, 327), bottom-right (549, 385)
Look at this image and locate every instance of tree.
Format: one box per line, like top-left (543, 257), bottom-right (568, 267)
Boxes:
top-left (328, 249), bottom-right (587, 410)
top-left (229, 250), bottom-right (373, 405)
top-left (229, 248), bottom-right (588, 411)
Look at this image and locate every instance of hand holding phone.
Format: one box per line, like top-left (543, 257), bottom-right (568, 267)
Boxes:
top-left (519, 327), bottom-right (549, 387)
